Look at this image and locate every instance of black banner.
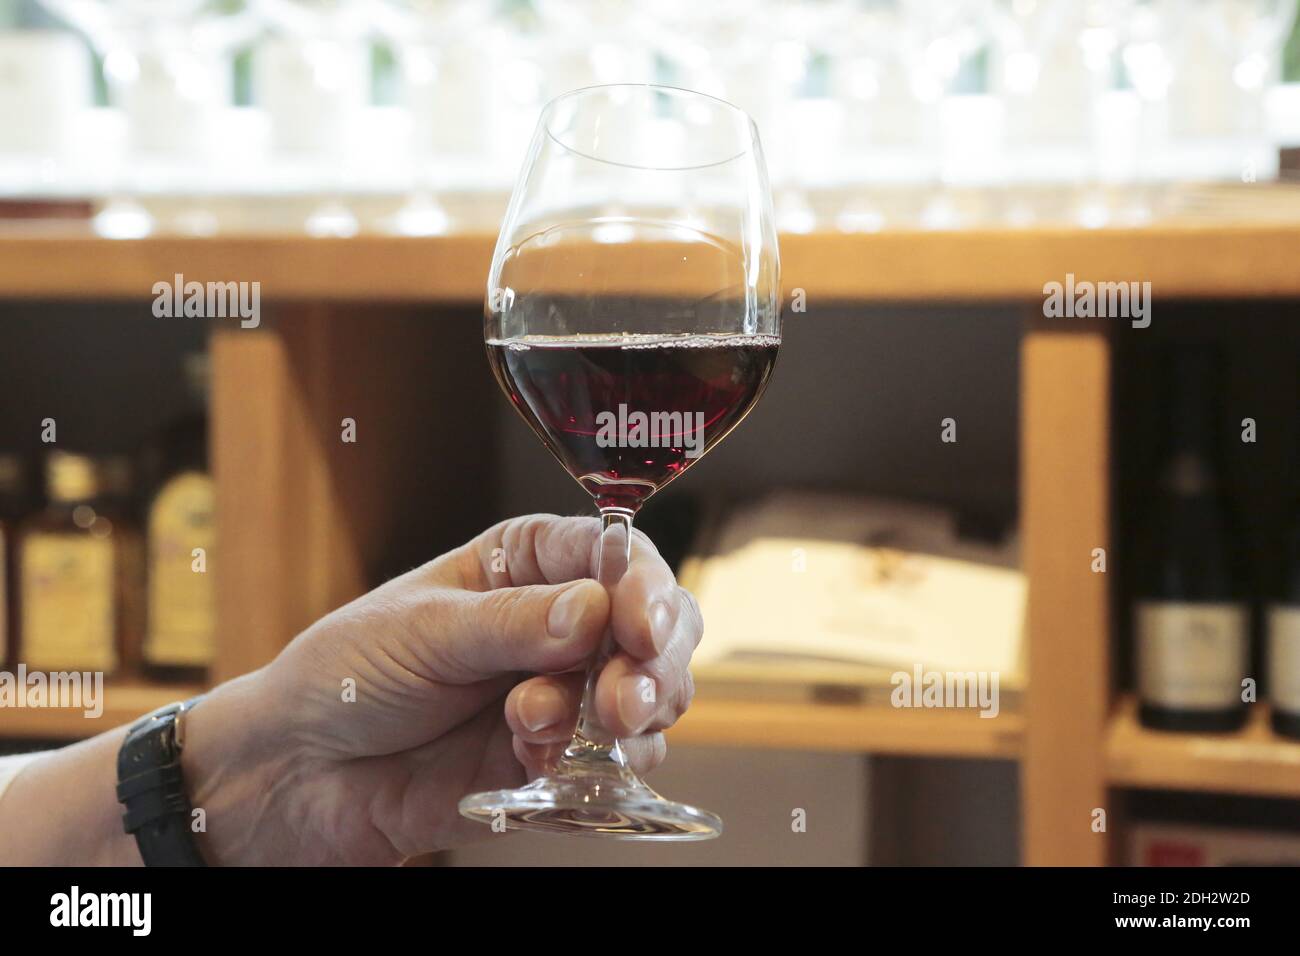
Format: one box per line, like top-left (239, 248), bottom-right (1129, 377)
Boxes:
top-left (0, 865), bottom-right (1286, 939)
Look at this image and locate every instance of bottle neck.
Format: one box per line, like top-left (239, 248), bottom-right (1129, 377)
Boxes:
top-left (1159, 349), bottom-right (1221, 496)
top-left (1162, 450), bottom-right (1216, 497)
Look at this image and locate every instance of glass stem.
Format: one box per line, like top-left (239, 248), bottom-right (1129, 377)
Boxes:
top-left (561, 507), bottom-right (636, 771)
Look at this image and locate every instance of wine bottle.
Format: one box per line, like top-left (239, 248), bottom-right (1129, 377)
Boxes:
top-left (0, 454), bottom-right (30, 667)
top-left (19, 452), bottom-right (124, 674)
top-left (1134, 346), bottom-right (1248, 732)
top-left (143, 353), bottom-right (215, 680)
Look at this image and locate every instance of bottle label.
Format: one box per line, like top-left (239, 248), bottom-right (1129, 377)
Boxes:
top-left (1268, 606), bottom-right (1300, 715)
top-left (1136, 601), bottom-right (1247, 710)
top-left (21, 533), bottom-right (116, 672)
top-left (145, 472), bottom-right (216, 667)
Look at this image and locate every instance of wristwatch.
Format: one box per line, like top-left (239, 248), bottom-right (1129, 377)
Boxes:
top-left (116, 696), bottom-right (209, 867)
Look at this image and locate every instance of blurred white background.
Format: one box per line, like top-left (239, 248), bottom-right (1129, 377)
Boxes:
top-left (2, 0), bottom-right (1298, 235)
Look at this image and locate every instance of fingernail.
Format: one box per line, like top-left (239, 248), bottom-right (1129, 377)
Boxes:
top-left (519, 685), bottom-right (567, 733)
top-left (617, 674), bottom-right (657, 735)
top-left (648, 600), bottom-right (673, 652)
top-left (547, 583), bottom-right (589, 640)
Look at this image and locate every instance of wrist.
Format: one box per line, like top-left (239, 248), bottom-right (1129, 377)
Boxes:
top-left (0, 733), bottom-right (140, 865)
top-left (181, 668), bottom-right (290, 865)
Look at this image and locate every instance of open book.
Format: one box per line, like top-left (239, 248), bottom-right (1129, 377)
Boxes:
top-left (681, 491), bottom-right (1027, 706)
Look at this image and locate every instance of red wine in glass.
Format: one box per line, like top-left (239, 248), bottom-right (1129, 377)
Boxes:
top-left (487, 333), bottom-right (779, 511)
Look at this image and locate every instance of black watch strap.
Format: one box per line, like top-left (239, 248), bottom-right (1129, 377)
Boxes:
top-left (117, 697), bottom-right (208, 867)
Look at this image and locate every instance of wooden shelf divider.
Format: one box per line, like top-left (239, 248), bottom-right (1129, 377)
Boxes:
top-left (1020, 319), bottom-right (1113, 866)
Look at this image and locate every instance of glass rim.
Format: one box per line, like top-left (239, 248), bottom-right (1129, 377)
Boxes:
top-left (539, 83), bottom-right (758, 172)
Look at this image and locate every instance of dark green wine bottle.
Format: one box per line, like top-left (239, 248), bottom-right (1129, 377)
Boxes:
top-left (1134, 346), bottom-right (1248, 732)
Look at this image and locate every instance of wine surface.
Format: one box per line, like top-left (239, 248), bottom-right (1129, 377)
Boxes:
top-left (487, 333), bottom-right (779, 511)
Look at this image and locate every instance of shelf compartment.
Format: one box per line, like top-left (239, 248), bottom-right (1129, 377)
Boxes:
top-left (1107, 696), bottom-right (1300, 799)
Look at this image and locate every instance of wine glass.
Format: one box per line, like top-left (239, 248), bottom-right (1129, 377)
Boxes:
top-left (459, 84), bottom-right (781, 840)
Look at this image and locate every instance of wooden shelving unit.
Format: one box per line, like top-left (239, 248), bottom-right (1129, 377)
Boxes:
top-left (2, 185), bottom-right (1298, 863)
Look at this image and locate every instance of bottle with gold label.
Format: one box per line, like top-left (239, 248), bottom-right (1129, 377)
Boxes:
top-left (0, 454), bottom-right (31, 667)
top-left (144, 352), bottom-right (215, 680)
top-left (18, 452), bottom-right (124, 674)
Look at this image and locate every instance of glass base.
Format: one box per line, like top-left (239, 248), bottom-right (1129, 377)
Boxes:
top-left (459, 753), bottom-right (721, 841)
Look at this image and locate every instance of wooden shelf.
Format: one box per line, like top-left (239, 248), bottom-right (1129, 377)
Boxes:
top-left (1106, 696), bottom-right (1300, 799)
top-left (0, 677), bottom-right (1023, 758)
top-left (667, 694), bottom-right (1023, 759)
top-left (0, 218), bottom-right (1298, 304)
top-left (0, 679), bottom-right (204, 740)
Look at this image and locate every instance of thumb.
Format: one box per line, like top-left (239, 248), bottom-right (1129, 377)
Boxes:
top-left (441, 578), bottom-right (608, 681)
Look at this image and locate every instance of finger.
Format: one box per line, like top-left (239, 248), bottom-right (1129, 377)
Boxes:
top-left (618, 732), bottom-right (668, 775)
top-left (458, 514), bottom-right (601, 589)
top-left (514, 732), bottom-right (667, 778)
top-left (609, 545), bottom-right (682, 661)
top-left (512, 737), bottom-right (562, 781)
top-left (595, 587), bottom-right (703, 736)
top-left (592, 649), bottom-right (695, 738)
top-left (504, 673), bottom-right (584, 744)
top-left (456, 513), bottom-right (663, 593)
top-left (646, 668), bottom-right (695, 734)
top-left (457, 513), bottom-right (677, 663)
top-left (592, 654), bottom-right (658, 739)
top-left (432, 578), bottom-right (609, 682)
